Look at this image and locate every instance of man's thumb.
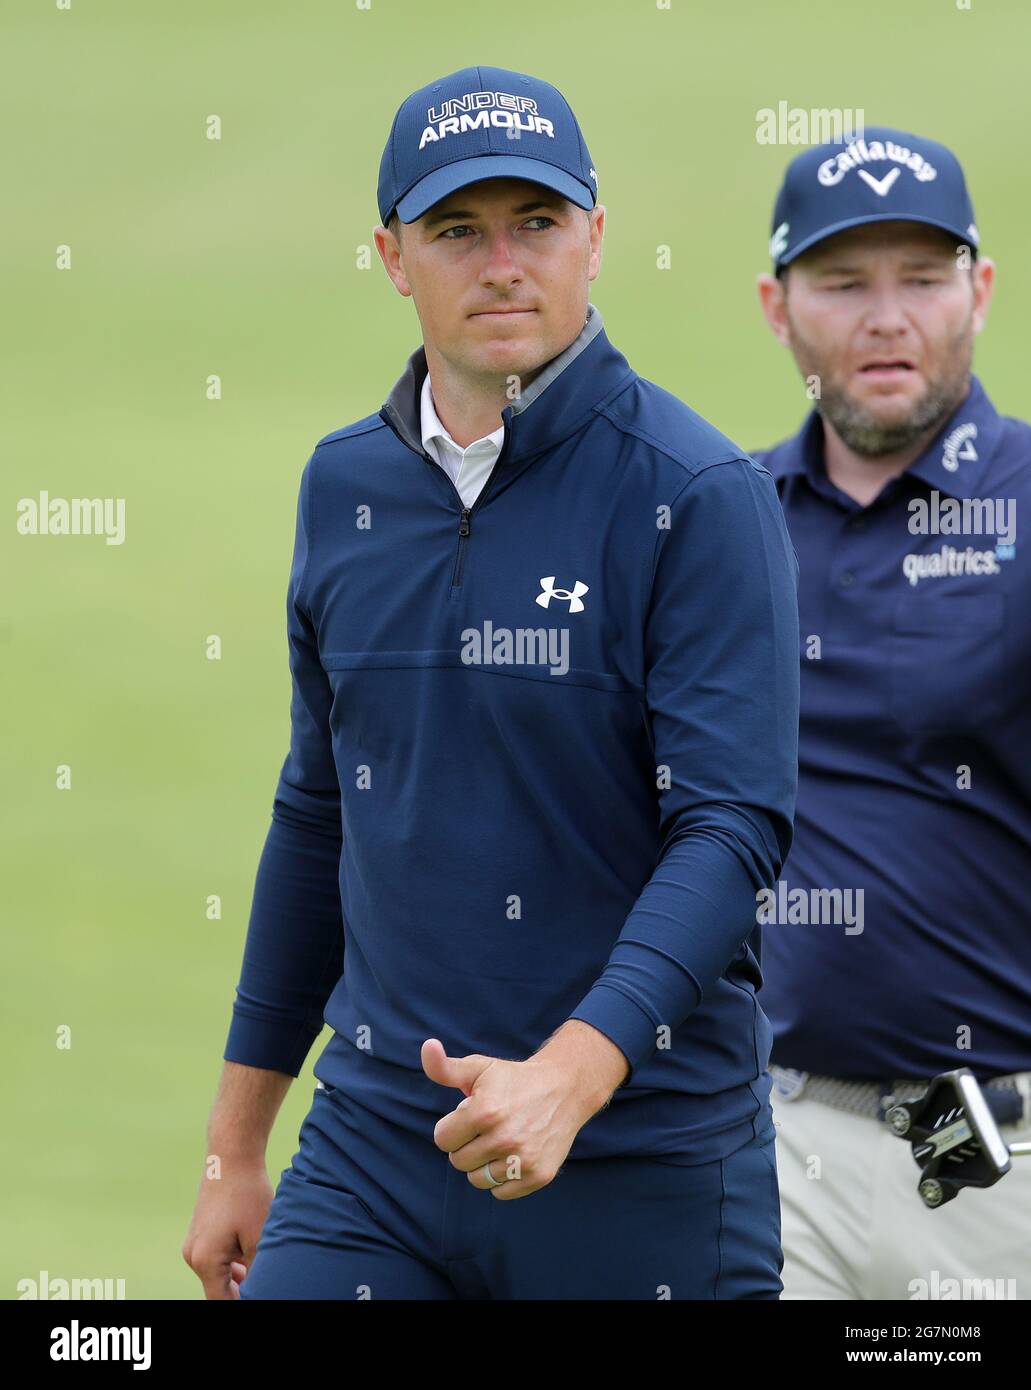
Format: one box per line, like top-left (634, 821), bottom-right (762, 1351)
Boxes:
top-left (420, 1038), bottom-right (492, 1096)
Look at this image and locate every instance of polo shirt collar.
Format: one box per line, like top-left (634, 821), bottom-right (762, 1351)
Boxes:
top-left (419, 371), bottom-right (504, 457)
top-left (778, 375), bottom-right (1003, 502)
top-left (381, 302), bottom-right (636, 465)
top-left (905, 376), bottom-right (1001, 499)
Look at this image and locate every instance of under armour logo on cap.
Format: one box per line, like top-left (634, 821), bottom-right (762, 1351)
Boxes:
top-left (378, 65), bottom-right (599, 227)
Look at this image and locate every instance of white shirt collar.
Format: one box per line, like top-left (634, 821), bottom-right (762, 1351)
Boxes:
top-left (420, 372), bottom-right (505, 458)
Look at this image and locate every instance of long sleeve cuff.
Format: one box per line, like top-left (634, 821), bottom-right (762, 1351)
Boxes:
top-left (223, 1004), bottom-right (325, 1077)
top-left (568, 974), bottom-right (701, 1086)
top-left (222, 810), bottom-right (344, 1078)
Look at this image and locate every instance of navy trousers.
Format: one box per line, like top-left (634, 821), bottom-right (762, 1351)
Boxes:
top-left (239, 1082), bottom-right (783, 1300)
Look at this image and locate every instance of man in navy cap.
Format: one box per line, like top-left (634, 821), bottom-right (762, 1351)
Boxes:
top-left (183, 66), bottom-right (800, 1299)
top-left (752, 127), bottom-right (1031, 1299)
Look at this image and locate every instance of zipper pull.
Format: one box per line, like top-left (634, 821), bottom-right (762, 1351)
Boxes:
top-left (458, 509), bottom-right (471, 537)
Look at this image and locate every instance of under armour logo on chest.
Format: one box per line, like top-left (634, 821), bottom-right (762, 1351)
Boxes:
top-left (536, 577), bottom-right (589, 612)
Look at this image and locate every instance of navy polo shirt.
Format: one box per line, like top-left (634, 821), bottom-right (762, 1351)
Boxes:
top-left (753, 376), bottom-right (1031, 1080)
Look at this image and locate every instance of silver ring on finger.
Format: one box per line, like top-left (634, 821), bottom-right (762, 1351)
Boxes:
top-left (481, 1160), bottom-right (506, 1188)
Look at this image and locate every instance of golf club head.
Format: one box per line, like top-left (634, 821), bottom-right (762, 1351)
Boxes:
top-left (885, 1068), bottom-right (1012, 1209)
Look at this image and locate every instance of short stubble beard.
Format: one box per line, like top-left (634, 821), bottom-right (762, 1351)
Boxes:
top-left (785, 306), bottom-right (974, 457)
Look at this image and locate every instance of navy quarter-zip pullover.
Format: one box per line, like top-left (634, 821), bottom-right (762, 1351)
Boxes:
top-left (224, 304), bottom-right (800, 1162)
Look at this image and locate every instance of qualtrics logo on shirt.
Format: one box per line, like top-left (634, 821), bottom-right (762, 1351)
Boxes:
top-left (901, 544), bottom-right (1002, 586)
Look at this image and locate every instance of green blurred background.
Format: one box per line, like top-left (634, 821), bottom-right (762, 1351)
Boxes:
top-left (5, 0), bottom-right (1029, 1299)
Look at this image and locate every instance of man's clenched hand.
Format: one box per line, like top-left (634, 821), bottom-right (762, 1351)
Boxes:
top-left (421, 1022), bottom-right (629, 1200)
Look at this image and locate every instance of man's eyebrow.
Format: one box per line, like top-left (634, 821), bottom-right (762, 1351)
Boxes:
top-left (421, 208), bottom-right (475, 227)
top-left (421, 198), bottom-right (562, 228)
top-left (811, 254), bottom-right (954, 275)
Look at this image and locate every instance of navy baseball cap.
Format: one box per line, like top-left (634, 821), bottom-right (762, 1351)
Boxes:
top-left (377, 65), bottom-right (598, 225)
top-left (769, 126), bottom-right (979, 269)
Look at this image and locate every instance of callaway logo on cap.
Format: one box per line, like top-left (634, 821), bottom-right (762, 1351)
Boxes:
top-left (377, 65), bottom-right (598, 225)
top-left (768, 125), bottom-right (979, 268)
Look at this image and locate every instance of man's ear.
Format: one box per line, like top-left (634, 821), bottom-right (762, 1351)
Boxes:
top-left (971, 255), bottom-right (995, 335)
top-left (587, 204), bottom-right (605, 282)
top-left (757, 270), bottom-right (792, 348)
top-left (373, 223), bottom-right (413, 299)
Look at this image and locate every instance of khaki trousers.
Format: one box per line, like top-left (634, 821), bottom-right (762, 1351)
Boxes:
top-left (771, 1084), bottom-right (1031, 1300)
